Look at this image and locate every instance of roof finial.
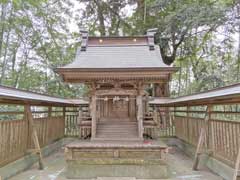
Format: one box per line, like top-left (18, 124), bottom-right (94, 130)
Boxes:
top-left (147, 28), bottom-right (158, 50)
top-left (80, 29), bottom-right (88, 51)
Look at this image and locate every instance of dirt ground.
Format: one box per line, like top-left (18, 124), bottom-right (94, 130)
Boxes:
top-left (9, 146), bottom-right (223, 180)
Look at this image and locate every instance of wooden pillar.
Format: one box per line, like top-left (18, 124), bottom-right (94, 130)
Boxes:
top-left (145, 95), bottom-right (150, 114)
top-left (63, 107), bottom-right (66, 118)
top-left (91, 95), bottom-right (97, 139)
top-left (137, 95), bottom-right (143, 139)
top-left (153, 108), bottom-right (158, 125)
top-left (78, 106), bottom-right (83, 138)
top-left (208, 105), bottom-right (214, 151)
top-left (137, 82), bottom-right (144, 140)
top-left (129, 95), bottom-right (136, 120)
top-left (48, 107), bottom-right (52, 117)
top-left (186, 105), bottom-right (190, 142)
top-left (63, 107), bottom-right (66, 137)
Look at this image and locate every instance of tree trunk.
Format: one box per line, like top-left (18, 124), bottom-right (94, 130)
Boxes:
top-left (94, 0), bottom-right (106, 36)
top-left (237, 4), bottom-right (240, 81)
top-left (178, 60), bottom-right (182, 96)
top-left (0, 3), bottom-right (6, 62)
top-left (0, 30), bottom-right (10, 84)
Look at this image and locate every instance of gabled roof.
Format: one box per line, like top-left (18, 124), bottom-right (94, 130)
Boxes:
top-left (61, 45), bottom-right (169, 69)
top-left (56, 35), bottom-right (178, 82)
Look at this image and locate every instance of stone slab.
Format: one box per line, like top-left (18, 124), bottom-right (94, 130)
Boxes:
top-left (66, 159), bottom-right (169, 179)
top-left (66, 140), bottom-right (168, 149)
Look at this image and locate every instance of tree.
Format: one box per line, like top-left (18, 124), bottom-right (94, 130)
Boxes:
top-left (128, 0), bottom-right (233, 65)
top-left (0, 0), bottom-right (85, 97)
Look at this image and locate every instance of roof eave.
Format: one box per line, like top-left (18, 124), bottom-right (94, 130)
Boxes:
top-left (56, 67), bottom-right (179, 73)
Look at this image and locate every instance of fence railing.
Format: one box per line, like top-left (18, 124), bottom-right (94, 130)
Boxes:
top-left (65, 113), bottom-right (78, 137)
top-left (0, 110), bottom-right (65, 167)
top-left (2, 105), bottom-right (239, 169)
top-left (174, 115), bottom-right (240, 167)
top-left (144, 110), bottom-right (175, 138)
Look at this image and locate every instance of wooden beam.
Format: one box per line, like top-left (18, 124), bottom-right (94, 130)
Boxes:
top-left (25, 105), bottom-right (44, 170)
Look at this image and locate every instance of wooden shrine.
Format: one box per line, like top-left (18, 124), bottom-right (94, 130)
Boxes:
top-left (56, 29), bottom-right (177, 179)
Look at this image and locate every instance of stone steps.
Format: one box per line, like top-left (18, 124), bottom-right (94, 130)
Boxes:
top-left (96, 119), bottom-right (138, 140)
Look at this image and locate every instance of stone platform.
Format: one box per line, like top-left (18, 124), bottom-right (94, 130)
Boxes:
top-left (65, 140), bottom-right (169, 179)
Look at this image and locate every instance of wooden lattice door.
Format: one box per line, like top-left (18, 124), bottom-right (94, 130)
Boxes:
top-left (111, 99), bottom-right (129, 119)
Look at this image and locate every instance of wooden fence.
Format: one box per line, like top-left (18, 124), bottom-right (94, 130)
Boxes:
top-left (65, 112), bottom-right (78, 137)
top-left (2, 103), bottom-right (239, 169)
top-left (174, 108), bottom-right (240, 167)
top-left (144, 110), bottom-right (175, 138)
top-left (0, 109), bottom-right (65, 167)
top-left (64, 107), bottom-right (91, 138)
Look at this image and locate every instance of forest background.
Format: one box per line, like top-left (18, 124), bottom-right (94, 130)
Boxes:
top-left (0, 0), bottom-right (239, 98)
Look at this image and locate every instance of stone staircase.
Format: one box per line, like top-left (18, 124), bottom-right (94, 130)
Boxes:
top-left (95, 119), bottom-right (139, 141)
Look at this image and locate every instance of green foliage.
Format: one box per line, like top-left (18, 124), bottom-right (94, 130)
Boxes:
top-left (0, 0), bottom-right (85, 97)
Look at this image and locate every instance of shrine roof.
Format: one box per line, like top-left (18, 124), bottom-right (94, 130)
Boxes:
top-left (56, 34), bottom-right (177, 82)
top-left (57, 35), bottom-right (177, 71)
top-left (60, 45), bottom-right (169, 69)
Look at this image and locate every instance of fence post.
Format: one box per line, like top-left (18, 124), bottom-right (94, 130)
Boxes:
top-left (24, 105), bottom-right (32, 149)
top-left (47, 107), bottom-right (52, 143)
top-left (78, 106), bottom-right (82, 138)
top-left (208, 105), bottom-right (213, 151)
top-left (48, 107), bottom-right (52, 117)
top-left (25, 105), bottom-right (44, 170)
top-left (192, 105), bottom-right (210, 170)
top-left (187, 105), bottom-right (190, 142)
top-left (63, 107), bottom-right (66, 137)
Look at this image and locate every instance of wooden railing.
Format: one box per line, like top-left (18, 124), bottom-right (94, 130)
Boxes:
top-left (174, 115), bottom-right (240, 167)
top-left (65, 113), bottom-right (78, 137)
top-left (0, 110), bottom-right (65, 167)
top-left (143, 110), bottom-right (175, 138)
top-left (64, 108), bottom-right (91, 139)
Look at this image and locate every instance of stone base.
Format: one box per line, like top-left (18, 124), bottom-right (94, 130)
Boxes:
top-left (65, 140), bottom-right (169, 179)
top-left (66, 158), bottom-right (168, 179)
